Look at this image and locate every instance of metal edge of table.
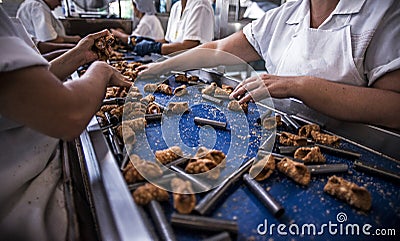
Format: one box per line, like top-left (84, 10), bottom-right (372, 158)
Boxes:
top-left (79, 117), bottom-right (153, 241)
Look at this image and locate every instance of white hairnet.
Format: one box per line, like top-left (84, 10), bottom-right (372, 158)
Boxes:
top-left (133, 0), bottom-right (157, 15)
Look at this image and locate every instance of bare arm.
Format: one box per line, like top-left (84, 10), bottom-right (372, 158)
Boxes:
top-left (48, 35), bottom-right (81, 44)
top-left (37, 41), bottom-right (75, 54)
top-left (160, 40), bottom-right (200, 55)
top-left (42, 49), bottom-right (69, 61)
top-left (0, 62), bottom-right (131, 140)
top-left (110, 28), bottom-right (129, 44)
top-left (140, 31), bottom-right (261, 75)
top-left (232, 70), bottom-right (400, 129)
top-left (294, 70), bottom-right (400, 129)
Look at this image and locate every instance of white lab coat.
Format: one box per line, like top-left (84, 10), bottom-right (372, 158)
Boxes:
top-left (165, 0), bottom-right (214, 44)
top-left (0, 7), bottom-right (67, 241)
top-left (243, 0), bottom-right (400, 86)
top-left (16, 0), bottom-right (66, 42)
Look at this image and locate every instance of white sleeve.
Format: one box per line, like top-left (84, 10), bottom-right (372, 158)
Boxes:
top-left (0, 37), bottom-right (48, 72)
top-left (181, 3), bottom-right (214, 43)
top-left (0, 8), bottom-right (48, 72)
top-left (364, 1), bottom-right (400, 86)
top-left (31, 5), bottom-right (58, 42)
top-left (242, 19), bottom-right (264, 59)
top-left (131, 20), bottom-right (152, 38)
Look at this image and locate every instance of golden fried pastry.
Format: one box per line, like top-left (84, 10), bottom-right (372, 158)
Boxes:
top-left (171, 178), bottom-right (196, 214)
top-left (156, 83), bottom-right (173, 95)
top-left (227, 100), bottom-right (242, 112)
top-left (124, 102), bottom-right (146, 118)
top-left (115, 124), bottom-right (136, 144)
top-left (132, 183), bottom-right (169, 205)
top-left (144, 83), bottom-right (158, 92)
top-left (214, 87), bottom-right (230, 96)
top-left (194, 147), bottom-right (226, 167)
top-left (175, 74), bottom-right (188, 83)
top-left (155, 146), bottom-right (183, 165)
top-left (324, 175), bottom-right (371, 211)
top-left (188, 76), bottom-right (199, 82)
top-left (110, 105), bottom-right (124, 118)
top-left (311, 130), bottom-right (340, 147)
top-left (140, 94), bottom-right (155, 105)
top-left (123, 118), bottom-right (146, 131)
top-left (227, 100), bottom-right (248, 114)
top-left (167, 102), bottom-right (189, 114)
top-left (105, 86), bottom-right (130, 99)
top-left (279, 132), bottom-right (308, 146)
top-left (202, 84), bottom-right (217, 95)
top-left (146, 103), bottom-right (162, 114)
top-left (185, 158), bottom-right (220, 179)
top-left (123, 161), bottom-right (143, 183)
top-left (298, 124), bottom-right (320, 138)
top-left (262, 115), bottom-right (282, 130)
top-left (249, 154), bottom-right (275, 181)
top-left (94, 34), bottom-right (115, 61)
top-left (100, 104), bottom-right (118, 113)
top-left (174, 85), bottom-right (188, 96)
top-left (294, 146), bottom-right (326, 163)
top-left (221, 84), bottom-right (234, 94)
top-left (277, 158), bottom-right (311, 186)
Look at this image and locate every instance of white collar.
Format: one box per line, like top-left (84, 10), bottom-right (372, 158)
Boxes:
top-left (286, 0), bottom-right (367, 25)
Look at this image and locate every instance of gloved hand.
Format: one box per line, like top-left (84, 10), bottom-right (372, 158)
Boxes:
top-left (134, 36), bottom-right (155, 43)
top-left (134, 40), bottom-right (162, 56)
top-left (128, 35), bottom-right (155, 48)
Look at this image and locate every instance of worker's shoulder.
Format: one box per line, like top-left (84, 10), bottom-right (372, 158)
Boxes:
top-left (17, 0), bottom-right (44, 11)
top-left (189, 0), bottom-right (213, 8)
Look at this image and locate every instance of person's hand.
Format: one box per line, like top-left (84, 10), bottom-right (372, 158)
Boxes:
top-left (134, 36), bottom-right (155, 43)
top-left (87, 61), bottom-right (132, 87)
top-left (110, 28), bottom-right (125, 39)
top-left (133, 40), bottom-right (162, 56)
top-left (230, 73), bottom-right (301, 103)
top-left (137, 62), bottom-right (166, 79)
top-left (73, 29), bottom-right (112, 65)
top-left (127, 35), bottom-right (155, 48)
top-left (108, 66), bottom-right (132, 87)
top-left (70, 35), bottom-right (82, 43)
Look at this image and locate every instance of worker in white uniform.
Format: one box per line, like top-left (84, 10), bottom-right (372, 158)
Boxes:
top-left (111, 0), bottom-right (164, 44)
top-left (139, 0), bottom-right (400, 130)
top-left (17, 0), bottom-right (81, 43)
top-left (0, 6), bottom-right (130, 240)
top-left (133, 0), bottom-right (214, 56)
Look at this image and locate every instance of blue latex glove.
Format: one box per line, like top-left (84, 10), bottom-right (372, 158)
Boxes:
top-left (127, 35), bottom-right (155, 49)
top-left (135, 36), bottom-right (155, 43)
top-left (134, 40), bottom-right (162, 56)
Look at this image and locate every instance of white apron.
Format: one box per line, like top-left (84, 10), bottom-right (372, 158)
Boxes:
top-left (275, 14), bottom-right (364, 86)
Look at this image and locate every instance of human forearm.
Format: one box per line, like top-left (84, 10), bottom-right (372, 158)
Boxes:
top-left (293, 77), bottom-right (400, 129)
top-left (111, 29), bottom-right (129, 44)
top-left (42, 49), bottom-right (69, 61)
top-left (61, 35), bottom-right (81, 43)
top-left (49, 47), bottom-right (86, 80)
top-left (0, 62), bottom-right (113, 140)
top-left (142, 31), bottom-right (261, 75)
top-left (37, 41), bottom-right (75, 54)
top-left (161, 40), bottom-right (200, 55)
top-left (48, 30), bottom-right (111, 80)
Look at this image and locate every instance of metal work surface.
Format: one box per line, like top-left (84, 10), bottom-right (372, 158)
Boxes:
top-left (77, 53), bottom-right (400, 240)
top-left (130, 71), bottom-right (400, 240)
